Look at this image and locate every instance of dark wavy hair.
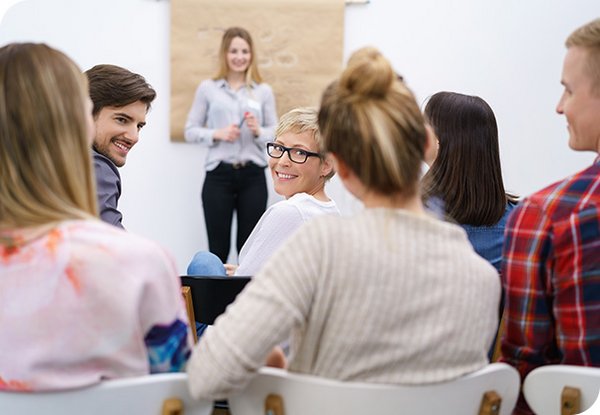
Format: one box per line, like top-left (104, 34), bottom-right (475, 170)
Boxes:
top-left (85, 64), bottom-right (156, 116)
top-left (422, 91), bottom-right (517, 226)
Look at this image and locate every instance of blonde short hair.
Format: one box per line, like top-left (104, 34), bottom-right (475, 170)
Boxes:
top-left (318, 47), bottom-right (426, 197)
top-left (276, 107), bottom-right (334, 180)
top-left (566, 18), bottom-right (600, 93)
top-left (0, 43), bottom-right (97, 228)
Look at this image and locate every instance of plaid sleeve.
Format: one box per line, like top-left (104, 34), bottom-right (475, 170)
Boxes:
top-left (500, 199), bottom-right (557, 379)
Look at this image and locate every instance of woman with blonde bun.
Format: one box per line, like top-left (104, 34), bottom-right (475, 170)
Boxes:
top-left (187, 47), bottom-right (499, 400)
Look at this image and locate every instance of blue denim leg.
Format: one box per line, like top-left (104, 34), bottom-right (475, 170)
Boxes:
top-left (186, 251), bottom-right (227, 276)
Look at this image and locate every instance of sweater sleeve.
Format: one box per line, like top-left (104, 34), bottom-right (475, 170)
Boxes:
top-left (186, 220), bottom-right (324, 400)
top-left (235, 203), bottom-right (304, 276)
top-left (140, 245), bottom-right (192, 373)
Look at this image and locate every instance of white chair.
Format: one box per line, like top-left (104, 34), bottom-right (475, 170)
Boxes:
top-left (0, 373), bottom-right (212, 415)
top-left (523, 365), bottom-right (600, 415)
top-left (229, 363), bottom-right (520, 415)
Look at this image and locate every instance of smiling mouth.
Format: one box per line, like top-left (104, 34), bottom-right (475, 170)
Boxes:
top-left (112, 139), bottom-right (132, 154)
top-left (276, 172), bottom-right (297, 180)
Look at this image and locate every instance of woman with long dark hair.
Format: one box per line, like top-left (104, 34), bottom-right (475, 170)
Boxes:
top-left (422, 91), bottom-right (518, 272)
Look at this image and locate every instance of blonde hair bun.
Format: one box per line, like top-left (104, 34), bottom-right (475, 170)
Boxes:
top-left (339, 47), bottom-right (395, 100)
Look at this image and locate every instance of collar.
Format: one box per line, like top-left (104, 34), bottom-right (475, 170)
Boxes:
top-left (217, 78), bottom-right (256, 89)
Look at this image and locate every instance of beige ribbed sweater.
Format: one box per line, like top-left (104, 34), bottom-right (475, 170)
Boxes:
top-left (187, 208), bottom-right (500, 400)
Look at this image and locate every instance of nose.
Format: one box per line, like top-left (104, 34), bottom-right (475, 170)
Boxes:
top-left (278, 151), bottom-right (293, 166)
top-left (124, 125), bottom-right (140, 143)
top-left (556, 92), bottom-right (565, 114)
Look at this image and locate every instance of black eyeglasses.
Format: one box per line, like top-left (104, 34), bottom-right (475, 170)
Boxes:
top-left (266, 142), bottom-right (321, 164)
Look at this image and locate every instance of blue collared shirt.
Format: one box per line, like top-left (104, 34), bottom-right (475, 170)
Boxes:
top-left (184, 78), bottom-right (278, 170)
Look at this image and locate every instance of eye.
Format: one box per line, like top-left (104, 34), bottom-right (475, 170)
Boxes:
top-left (137, 123), bottom-right (145, 131)
top-left (115, 116), bottom-right (127, 124)
top-left (273, 144), bottom-right (285, 152)
top-left (292, 148), bottom-right (308, 157)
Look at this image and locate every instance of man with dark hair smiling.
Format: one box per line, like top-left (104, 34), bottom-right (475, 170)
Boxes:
top-left (86, 64), bottom-right (156, 228)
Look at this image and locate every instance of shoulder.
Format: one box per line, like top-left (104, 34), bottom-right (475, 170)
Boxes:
top-left (197, 79), bottom-right (223, 93)
top-left (93, 150), bottom-right (119, 178)
top-left (264, 198), bottom-right (305, 222)
top-left (520, 162), bottom-right (600, 221)
top-left (200, 78), bottom-right (221, 88)
top-left (62, 220), bottom-right (174, 270)
top-left (253, 82), bottom-right (274, 95)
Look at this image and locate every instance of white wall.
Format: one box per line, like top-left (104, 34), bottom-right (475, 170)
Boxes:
top-left (1, 0), bottom-right (598, 273)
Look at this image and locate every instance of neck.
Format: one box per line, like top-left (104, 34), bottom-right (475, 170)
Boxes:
top-left (309, 187), bottom-right (330, 202)
top-left (362, 189), bottom-right (425, 215)
top-left (285, 185), bottom-right (330, 203)
top-left (227, 71), bottom-right (246, 87)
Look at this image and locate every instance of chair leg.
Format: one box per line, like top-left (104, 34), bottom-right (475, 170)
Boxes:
top-left (478, 390), bottom-right (501, 415)
top-left (561, 386), bottom-right (581, 415)
top-left (182, 286), bottom-right (198, 344)
top-left (162, 397), bottom-right (184, 415)
top-left (265, 393), bottom-right (285, 415)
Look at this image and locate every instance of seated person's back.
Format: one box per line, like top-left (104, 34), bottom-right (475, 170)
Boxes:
top-left (422, 91), bottom-right (518, 272)
top-left (0, 43), bottom-right (190, 391)
top-left (186, 47), bottom-right (500, 400)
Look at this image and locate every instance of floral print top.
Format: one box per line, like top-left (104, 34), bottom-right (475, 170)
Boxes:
top-left (0, 220), bottom-right (191, 391)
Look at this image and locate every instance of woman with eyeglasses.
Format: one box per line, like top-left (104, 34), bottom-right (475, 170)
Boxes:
top-left (187, 48), bottom-right (500, 400)
top-left (186, 107), bottom-right (339, 278)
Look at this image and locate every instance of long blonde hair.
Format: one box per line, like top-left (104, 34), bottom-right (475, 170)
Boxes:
top-left (0, 43), bottom-right (97, 228)
top-left (318, 47), bottom-right (426, 197)
top-left (213, 27), bottom-right (263, 85)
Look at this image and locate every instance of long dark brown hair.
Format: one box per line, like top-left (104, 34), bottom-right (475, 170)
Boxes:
top-left (422, 91), bottom-right (517, 226)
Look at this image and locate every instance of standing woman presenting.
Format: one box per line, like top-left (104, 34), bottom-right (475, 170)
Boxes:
top-left (185, 27), bottom-right (278, 262)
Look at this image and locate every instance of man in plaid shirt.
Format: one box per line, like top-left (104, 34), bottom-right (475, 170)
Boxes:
top-left (501, 18), bottom-right (600, 414)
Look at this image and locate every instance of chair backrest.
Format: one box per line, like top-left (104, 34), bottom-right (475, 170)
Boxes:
top-left (182, 286), bottom-right (198, 343)
top-left (523, 365), bottom-right (600, 415)
top-left (229, 363), bottom-right (520, 415)
top-left (0, 373), bottom-right (212, 415)
top-left (180, 276), bottom-right (251, 325)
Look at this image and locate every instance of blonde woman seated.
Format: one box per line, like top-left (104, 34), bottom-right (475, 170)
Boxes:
top-left (186, 48), bottom-right (500, 400)
top-left (0, 43), bottom-right (191, 391)
top-left (187, 107), bottom-right (339, 277)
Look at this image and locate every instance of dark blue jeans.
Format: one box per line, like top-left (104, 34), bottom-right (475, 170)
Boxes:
top-left (202, 162), bottom-right (267, 263)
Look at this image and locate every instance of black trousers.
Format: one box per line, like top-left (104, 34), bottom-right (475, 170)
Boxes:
top-left (202, 162), bottom-right (267, 263)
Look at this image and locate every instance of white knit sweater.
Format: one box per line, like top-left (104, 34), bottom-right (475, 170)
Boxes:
top-left (236, 192), bottom-right (340, 276)
top-left (187, 208), bottom-right (500, 399)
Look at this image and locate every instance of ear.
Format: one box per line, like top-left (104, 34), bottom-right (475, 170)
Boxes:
top-left (320, 153), bottom-right (334, 178)
top-left (423, 124), bottom-right (439, 167)
top-left (329, 153), bottom-right (349, 179)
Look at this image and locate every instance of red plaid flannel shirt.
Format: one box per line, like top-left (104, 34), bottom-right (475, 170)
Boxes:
top-left (500, 157), bottom-right (600, 414)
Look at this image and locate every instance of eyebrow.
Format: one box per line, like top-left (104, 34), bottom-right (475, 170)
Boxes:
top-left (114, 112), bottom-right (146, 127)
top-left (274, 140), bottom-right (313, 150)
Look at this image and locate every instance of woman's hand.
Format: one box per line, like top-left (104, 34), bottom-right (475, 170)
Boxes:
top-left (224, 263), bottom-right (238, 276)
top-left (265, 346), bottom-right (287, 369)
top-left (244, 112), bottom-right (261, 137)
top-left (214, 124), bottom-right (240, 142)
